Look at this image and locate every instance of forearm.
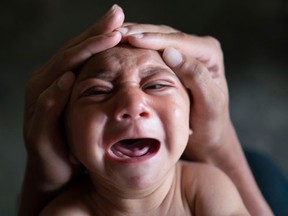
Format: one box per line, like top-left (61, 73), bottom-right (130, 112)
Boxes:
top-left (205, 121), bottom-right (273, 216)
top-left (128, 24), bottom-right (273, 215)
top-left (18, 160), bottom-right (66, 216)
top-left (19, 163), bottom-right (51, 216)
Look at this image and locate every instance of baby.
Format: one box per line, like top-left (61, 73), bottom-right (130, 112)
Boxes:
top-left (40, 44), bottom-right (249, 215)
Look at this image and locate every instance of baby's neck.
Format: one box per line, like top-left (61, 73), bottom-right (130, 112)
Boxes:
top-left (88, 165), bottom-right (179, 214)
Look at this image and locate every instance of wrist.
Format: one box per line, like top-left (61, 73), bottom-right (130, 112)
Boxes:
top-left (206, 122), bottom-right (273, 215)
top-left (24, 156), bottom-right (71, 191)
top-left (184, 117), bottom-right (233, 162)
top-left (202, 119), bottom-right (243, 167)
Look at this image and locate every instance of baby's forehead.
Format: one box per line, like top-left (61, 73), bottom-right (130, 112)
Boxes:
top-left (78, 44), bottom-right (165, 77)
top-left (99, 44), bottom-right (161, 60)
top-left (94, 44), bottom-right (162, 61)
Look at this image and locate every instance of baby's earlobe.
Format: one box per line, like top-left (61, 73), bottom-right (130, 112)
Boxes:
top-left (189, 128), bottom-right (193, 136)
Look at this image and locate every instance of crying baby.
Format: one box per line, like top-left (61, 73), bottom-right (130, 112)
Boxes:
top-left (40, 44), bottom-right (248, 216)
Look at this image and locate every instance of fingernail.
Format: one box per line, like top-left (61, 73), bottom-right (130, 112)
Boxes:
top-left (163, 47), bottom-right (183, 68)
top-left (111, 4), bottom-right (122, 11)
top-left (130, 33), bottom-right (144, 39)
top-left (117, 27), bottom-right (128, 34)
top-left (106, 4), bottom-right (121, 17)
top-left (57, 72), bottom-right (75, 91)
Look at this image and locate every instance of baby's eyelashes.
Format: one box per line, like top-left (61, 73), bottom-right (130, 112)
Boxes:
top-left (81, 86), bottom-right (113, 97)
top-left (143, 81), bottom-right (174, 91)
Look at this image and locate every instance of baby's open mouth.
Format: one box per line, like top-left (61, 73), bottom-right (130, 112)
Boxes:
top-left (109, 138), bottom-right (160, 161)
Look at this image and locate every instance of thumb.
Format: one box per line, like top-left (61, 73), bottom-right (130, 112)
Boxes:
top-left (34, 72), bottom-right (75, 129)
top-left (27, 72), bottom-right (75, 158)
top-left (162, 47), bottom-right (217, 106)
top-left (57, 71), bottom-right (75, 92)
top-left (26, 72), bottom-right (79, 183)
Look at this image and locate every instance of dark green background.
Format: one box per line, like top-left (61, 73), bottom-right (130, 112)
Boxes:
top-left (1, 0), bottom-right (287, 215)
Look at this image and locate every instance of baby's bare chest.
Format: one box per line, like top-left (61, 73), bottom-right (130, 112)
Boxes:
top-left (91, 195), bottom-right (193, 216)
top-left (92, 206), bottom-right (192, 216)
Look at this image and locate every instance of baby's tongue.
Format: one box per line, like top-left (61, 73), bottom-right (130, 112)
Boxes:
top-left (111, 139), bottom-right (152, 157)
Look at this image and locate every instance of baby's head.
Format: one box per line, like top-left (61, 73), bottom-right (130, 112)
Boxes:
top-left (65, 44), bottom-right (190, 189)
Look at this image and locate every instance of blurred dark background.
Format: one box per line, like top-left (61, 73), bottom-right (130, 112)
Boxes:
top-left (0, 0), bottom-right (287, 215)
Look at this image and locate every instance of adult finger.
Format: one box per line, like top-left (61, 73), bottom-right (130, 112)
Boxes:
top-left (25, 72), bottom-right (78, 185)
top-left (126, 32), bottom-right (224, 75)
top-left (53, 32), bottom-right (122, 74)
top-left (62, 4), bottom-right (125, 50)
top-left (26, 72), bottom-right (75, 139)
top-left (119, 23), bottom-right (177, 35)
top-left (34, 31), bottom-right (121, 94)
top-left (162, 47), bottom-right (228, 118)
top-left (119, 23), bottom-right (177, 43)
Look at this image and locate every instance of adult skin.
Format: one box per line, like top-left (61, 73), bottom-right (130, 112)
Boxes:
top-left (19, 5), bottom-right (124, 216)
top-left (41, 44), bottom-right (249, 216)
top-left (120, 24), bottom-right (273, 216)
top-left (19, 6), bottom-right (273, 216)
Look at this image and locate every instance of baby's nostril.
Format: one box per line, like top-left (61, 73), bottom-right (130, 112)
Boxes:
top-left (121, 113), bottom-right (130, 119)
top-left (139, 112), bottom-right (149, 118)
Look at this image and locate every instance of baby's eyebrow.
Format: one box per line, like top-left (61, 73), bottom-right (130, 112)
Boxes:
top-left (140, 67), bottom-right (177, 78)
top-left (77, 66), bottom-right (177, 83)
top-left (78, 69), bottom-right (117, 82)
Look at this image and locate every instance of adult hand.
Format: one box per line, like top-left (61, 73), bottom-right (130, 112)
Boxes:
top-left (119, 24), bottom-right (273, 215)
top-left (120, 24), bottom-right (228, 160)
top-left (161, 47), bottom-right (272, 216)
top-left (20, 5), bottom-right (124, 215)
top-left (162, 47), bottom-right (229, 160)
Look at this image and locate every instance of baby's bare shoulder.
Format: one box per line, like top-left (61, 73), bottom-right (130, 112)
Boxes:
top-left (40, 179), bottom-right (92, 216)
top-left (178, 161), bottom-right (220, 198)
top-left (179, 160), bottom-right (221, 184)
top-left (178, 161), bottom-right (250, 215)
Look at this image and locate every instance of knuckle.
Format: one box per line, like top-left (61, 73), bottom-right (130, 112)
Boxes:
top-left (179, 60), bottom-right (205, 87)
top-left (37, 91), bottom-right (57, 112)
top-left (185, 60), bottom-right (204, 79)
top-left (173, 31), bottom-right (186, 38)
top-left (191, 61), bottom-right (203, 76)
top-left (204, 36), bottom-right (222, 51)
top-left (159, 24), bottom-right (176, 32)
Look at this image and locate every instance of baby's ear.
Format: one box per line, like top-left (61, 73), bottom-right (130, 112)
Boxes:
top-left (69, 153), bottom-right (80, 165)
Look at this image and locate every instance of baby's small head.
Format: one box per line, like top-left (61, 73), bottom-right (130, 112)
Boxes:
top-left (65, 44), bottom-right (190, 189)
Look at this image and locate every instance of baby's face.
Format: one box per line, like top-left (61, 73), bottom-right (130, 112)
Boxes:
top-left (65, 45), bottom-right (190, 189)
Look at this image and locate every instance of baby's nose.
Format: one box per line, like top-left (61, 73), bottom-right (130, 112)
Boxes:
top-left (114, 88), bottom-right (151, 121)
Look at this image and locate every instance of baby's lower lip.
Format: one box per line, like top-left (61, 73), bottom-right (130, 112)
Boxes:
top-left (107, 138), bottom-right (160, 163)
